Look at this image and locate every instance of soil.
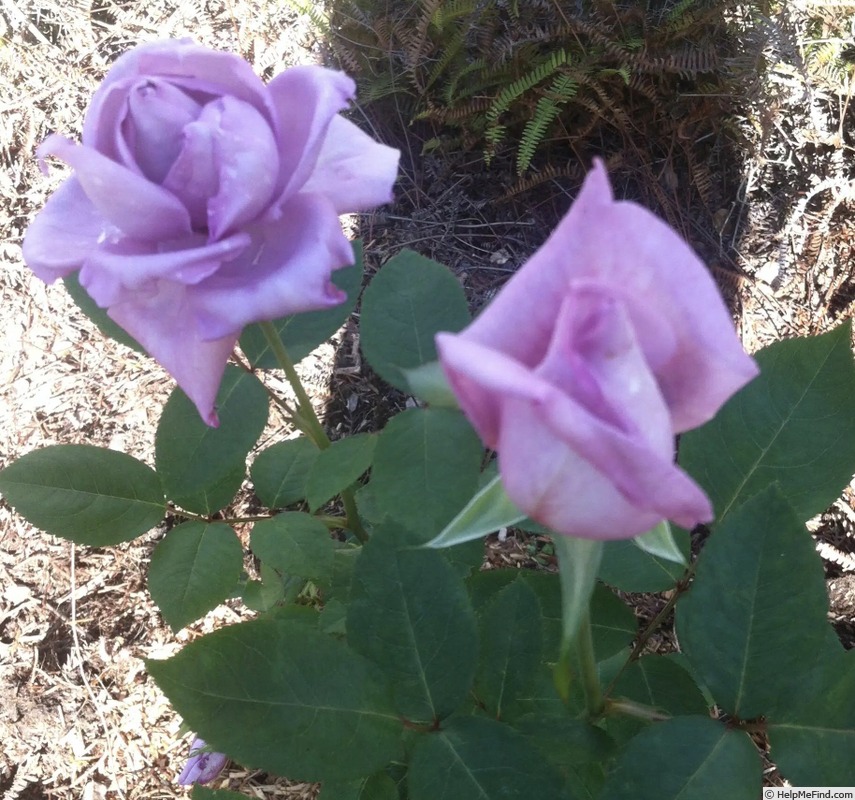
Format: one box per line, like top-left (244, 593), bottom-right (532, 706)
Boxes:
top-left (1, 1), bottom-right (854, 798)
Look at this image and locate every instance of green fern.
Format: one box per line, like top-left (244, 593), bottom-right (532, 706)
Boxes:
top-left (486, 49), bottom-right (570, 124)
top-left (516, 72), bottom-right (578, 174)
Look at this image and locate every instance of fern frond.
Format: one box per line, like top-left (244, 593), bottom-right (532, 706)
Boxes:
top-left (486, 49), bottom-right (570, 123)
top-left (283, 0), bottom-right (330, 34)
top-left (516, 73), bottom-right (579, 173)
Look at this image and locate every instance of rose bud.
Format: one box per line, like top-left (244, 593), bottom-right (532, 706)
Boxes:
top-left (23, 39), bottom-right (399, 425)
top-left (177, 737), bottom-right (228, 786)
top-left (437, 160), bottom-right (758, 540)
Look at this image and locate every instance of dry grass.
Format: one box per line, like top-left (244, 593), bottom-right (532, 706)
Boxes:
top-left (0, 1), bottom-right (333, 797)
top-left (2, 0), bottom-right (855, 797)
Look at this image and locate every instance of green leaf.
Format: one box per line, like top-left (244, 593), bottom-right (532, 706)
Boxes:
top-left (769, 648), bottom-right (855, 785)
top-left (191, 788), bottom-right (247, 800)
top-left (156, 366), bottom-right (268, 509)
top-left (475, 579), bottom-right (543, 719)
top-left (611, 655), bottom-right (709, 717)
top-left (598, 537), bottom-right (688, 593)
top-left (515, 715), bottom-right (614, 797)
top-left (250, 512), bottom-right (336, 582)
top-left (346, 525), bottom-right (478, 721)
top-left (370, 408), bottom-right (483, 540)
top-left (172, 463), bottom-right (245, 516)
top-left (242, 562), bottom-right (286, 612)
top-left (148, 522), bottom-right (243, 631)
top-left (319, 772), bottom-right (399, 800)
top-left (632, 521), bottom-right (686, 565)
top-left (240, 243), bottom-right (363, 368)
top-left (423, 473), bottom-right (525, 549)
top-left (589, 585), bottom-right (637, 662)
top-left (676, 485), bottom-right (828, 718)
top-left (0, 444), bottom-right (164, 545)
top-left (600, 717), bottom-right (761, 800)
top-left (307, 434), bottom-right (376, 511)
top-left (147, 619), bottom-right (402, 782)
top-left (404, 360), bottom-right (459, 406)
top-left (408, 716), bottom-right (570, 800)
top-left (680, 322), bottom-right (855, 523)
top-left (361, 250), bottom-right (470, 391)
top-left (251, 437), bottom-right (319, 508)
top-left (63, 272), bottom-right (144, 353)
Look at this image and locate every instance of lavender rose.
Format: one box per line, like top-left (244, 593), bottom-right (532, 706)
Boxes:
top-left (177, 737), bottom-right (227, 785)
top-left (23, 39), bottom-right (399, 425)
top-left (436, 161), bottom-right (758, 540)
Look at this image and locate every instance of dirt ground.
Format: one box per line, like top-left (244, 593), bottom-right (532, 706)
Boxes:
top-left (1, 0), bottom-right (855, 798)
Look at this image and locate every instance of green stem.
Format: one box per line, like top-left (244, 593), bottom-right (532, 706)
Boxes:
top-left (259, 321), bottom-right (331, 450)
top-left (605, 697), bottom-right (670, 722)
top-left (258, 321), bottom-right (368, 543)
top-left (169, 505), bottom-right (208, 522)
top-left (316, 515), bottom-right (349, 530)
top-left (576, 611), bottom-right (605, 718)
top-left (603, 562), bottom-right (695, 697)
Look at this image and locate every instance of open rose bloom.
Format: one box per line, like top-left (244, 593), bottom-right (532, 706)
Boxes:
top-left (23, 39), bottom-right (399, 425)
top-left (437, 162), bottom-right (759, 540)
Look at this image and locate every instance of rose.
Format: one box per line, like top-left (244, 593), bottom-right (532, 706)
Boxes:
top-left (23, 39), bottom-right (399, 425)
top-left (177, 737), bottom-right (227, 785)
top-left (436, 161), bottom-right (758, 540)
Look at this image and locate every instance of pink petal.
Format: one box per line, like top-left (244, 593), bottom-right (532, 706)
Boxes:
top-left (534, 388), bottom-right (713, 530)
top-left (199, 96), bottom-right (279, 239)
top-left (84, 39), bottom-right (273, 153)
top-left (497, 396), bottom-right (665, 540)
top-left (162, 119), bottom-right (219, 230)
top-left (266, 66), bottom-right (355, 201)
top-left (437, 330), bottom-right (713, 535)
top-left (301, 116), bottom-right (399, 212)
top-left (534, 288), bottom-right (672, 452)
top-left (188, 193), bottom-right (353, 340)
top-left (78, 232), bottom-right (250, 307)
top-left (459, 159), bottom-right (757, 431)
top-left (123, 78), bottom-right (202, 182)
top-left (22, 177), bottom-right (102, 282)
top-left (108, 280), bottom-right (237, 426)
top-left (436, 334), bottom-right (542, 447)
top-left (37, 135), bottom-right (191, 242)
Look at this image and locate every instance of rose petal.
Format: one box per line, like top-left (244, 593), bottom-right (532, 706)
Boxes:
top-left (108, 280), bottom-right (237, 426)
top-left (437, 334), bottom-right (712, 533)
top-left (177, 738), bottom-right (228, 786)
top-left (301, 116), bottom-right (399, 212)
top-left (534, 288), bottom-right (671, 452)
top-left (79, 232), bottom-right (250, 307)
top-left (38, 135), bottom-right (191, 242)
top-left (497, 397), bottom-right (665, 540)
top-left (84, 39), bottom-right (274, 153)
top-left (534, 388), bottom-right (713, 530)
top-left (162, 119), bottom-right (219, 229)
top-left (22, 177), bottom-right (102, 282)
top-left (459, 159), bottom-right (758, 431)
top-left (124, 79), bottom-right (201, 182)
top-left (188, 193), bottom-right (352, 340)
top-left (266, 65), bottom-right (355, 201)
top-left (199, 96), bottom-right (279, 239)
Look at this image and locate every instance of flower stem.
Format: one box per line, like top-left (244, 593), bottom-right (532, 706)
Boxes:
top-left (259, 321), bottom-right (331, 450)
top-left (575, 611), bottom-right (605, 718)
top-left (258, 321), bottom-right (368, 543)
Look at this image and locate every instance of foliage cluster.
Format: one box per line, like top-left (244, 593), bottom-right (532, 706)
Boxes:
top-left (3, 246), bottom-right (855, 796)
top-left (312, 0), bottom-right (758, 203)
